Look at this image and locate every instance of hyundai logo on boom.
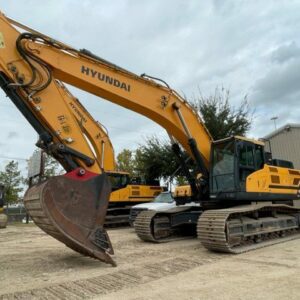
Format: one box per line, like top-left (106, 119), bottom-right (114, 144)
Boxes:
top-left (81, 66), bottom-right (131, 92)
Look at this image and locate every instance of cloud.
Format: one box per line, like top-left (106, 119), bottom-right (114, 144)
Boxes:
top-left (271, 42), bottom-right (300, 63)
top-left (250, 41), bottom-right (300, 136)
top-left (0, 0), bottom-right (300, 174)
top-left (6, 131), bottom-right (19, 139)
top-left (253, 56), bottom-right (300, 104)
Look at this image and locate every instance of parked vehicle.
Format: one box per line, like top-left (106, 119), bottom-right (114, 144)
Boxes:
top-left (129, 192), bottom-right (174, 225)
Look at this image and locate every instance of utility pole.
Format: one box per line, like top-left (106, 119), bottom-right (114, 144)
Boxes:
top-left (270, 116), bottom-right (278, 130)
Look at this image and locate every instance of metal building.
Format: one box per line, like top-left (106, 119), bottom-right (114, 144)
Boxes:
top-left (263, 123), bottom-right (300, 169)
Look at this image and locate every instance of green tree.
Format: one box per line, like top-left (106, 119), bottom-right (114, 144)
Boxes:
top-left (116, 149), bottom-right (135, 175)
top-left (193, 87), bottom-right (253, 140)
top-left (134, 137), bottom-right (190, 183)
top-left (130, 87), bottom-right (254, 182)
top-left (0, 160), bottom-right (24, 205)
top-left (137, 139), bottom-right (195, 184)
top-left (43, 153), bottom-right (63, 178)
top-left (25, 151), bottom-right (63, 186)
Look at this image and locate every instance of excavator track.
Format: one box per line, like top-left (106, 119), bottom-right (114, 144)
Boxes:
top-left (197, 204), bottom-right (300, 253)
top-left (134, 211), bottom-right (158, 242)
top-left (23, 170), bottom-right (116, 266)
top-left (134, 210), bottom-right (197, 243)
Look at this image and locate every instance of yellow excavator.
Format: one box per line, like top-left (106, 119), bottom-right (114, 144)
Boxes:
top-left (55, 81), bottom-right (163, 225)
top-left (0, 12), bottom-right (299, 266)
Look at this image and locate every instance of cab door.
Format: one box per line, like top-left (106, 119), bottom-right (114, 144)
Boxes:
top-left (237, 142), bottom-right (264, 191)
top-left (237, 142), bottom-right (255, 191)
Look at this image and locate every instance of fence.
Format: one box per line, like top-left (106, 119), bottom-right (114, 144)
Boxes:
top-left (4, 206), bottom-right (27, 223)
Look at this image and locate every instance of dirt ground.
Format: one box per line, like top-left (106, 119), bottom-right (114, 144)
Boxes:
top-left (0, 224), bottom-right (300, 300)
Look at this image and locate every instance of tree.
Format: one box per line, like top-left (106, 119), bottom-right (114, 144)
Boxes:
top-left (134, 137), bottom-right (178, 182)
top-left (134, 137), bottom-right (195, 184)
top-left (25, 150), bottom-right (63, 186)
top-left (116, 141), bottom-right (190, 183)
top-left (42, 153), bottom-right (64, 178)
top-left (0, 160), bottom-right (24, 205)
top-left (116, 149), bottom-right (135, 175)
top-left (128, 87), bottom-right (254, 182)
top-left (193, 87), bottom-right (253, 140)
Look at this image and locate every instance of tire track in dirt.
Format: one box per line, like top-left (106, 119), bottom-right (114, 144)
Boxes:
top-left (0, 255), bottom-right (221, 300)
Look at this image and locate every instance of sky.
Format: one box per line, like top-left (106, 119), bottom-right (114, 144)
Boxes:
top-left (0, 0), bottom-right (299, 176)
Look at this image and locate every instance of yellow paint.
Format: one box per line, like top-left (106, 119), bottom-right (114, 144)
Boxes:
top-left (0, 14), bottom-right (165, 206)
top-left (110, 185), bottom-right (163, 202)
top-left (0, 13), bottom-right (212, 172)
top-left (174, 185), bottom-right (192, 197)
top-left (234, 135), bottom-right (265, 146)
top-left (2, 13), bottom-right (299, 205)
top-left (247, 165), bottom-right (300, 195)
top-left (0, 32), bottom-right (5, 48)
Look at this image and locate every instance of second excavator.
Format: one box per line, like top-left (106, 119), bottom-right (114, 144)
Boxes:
top-left (0, 12), bottom-right (299, 266)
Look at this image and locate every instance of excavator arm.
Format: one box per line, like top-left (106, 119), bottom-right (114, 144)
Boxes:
top-left (0, 14), bottom-right (117, 174)
top-left (57, 80), bottom-right (116, 172)
top-left (0, 12), bottom-right (212, 265)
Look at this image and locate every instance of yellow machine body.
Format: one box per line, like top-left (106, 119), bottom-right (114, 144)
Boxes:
top-left (247, 165), bottom-right (300, 195)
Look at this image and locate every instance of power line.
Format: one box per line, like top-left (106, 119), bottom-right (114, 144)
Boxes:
top-left (0, 156), bottom-right (28, 161)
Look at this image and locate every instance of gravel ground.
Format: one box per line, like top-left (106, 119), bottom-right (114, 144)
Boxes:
top-left (0, 224), bottom-right (299, 299)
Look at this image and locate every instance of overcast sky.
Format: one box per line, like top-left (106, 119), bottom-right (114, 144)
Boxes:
top-left (0, 1), bottom-right (299, 175)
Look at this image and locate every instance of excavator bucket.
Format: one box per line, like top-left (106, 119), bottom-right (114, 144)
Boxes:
top-left (23, 168), bottom-right (116, 266)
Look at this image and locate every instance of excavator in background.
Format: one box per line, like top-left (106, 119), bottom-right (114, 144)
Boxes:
top-left (55, 82), bottom-right (163, 225)
top-left (0, 184), bottom-right (7, 228)
top-left (0, 12), bottom-right (300, 266)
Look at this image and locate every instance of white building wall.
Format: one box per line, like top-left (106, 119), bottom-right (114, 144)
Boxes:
top-left (264, 126), bottom-right (300, 169)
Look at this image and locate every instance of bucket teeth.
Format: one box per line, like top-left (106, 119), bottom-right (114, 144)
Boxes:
top-left (89, 227), bottom-right (114, 255)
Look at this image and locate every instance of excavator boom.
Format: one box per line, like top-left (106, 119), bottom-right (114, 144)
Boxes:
top-left (0, 13), bottom-right (212, 167)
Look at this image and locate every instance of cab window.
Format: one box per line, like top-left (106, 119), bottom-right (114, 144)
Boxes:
top-left (239, 145), bottom-right (254, 167)
top-left (255, 145), bottom-right (264, 169)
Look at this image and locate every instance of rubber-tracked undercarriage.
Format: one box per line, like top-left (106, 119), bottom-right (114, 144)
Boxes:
top-left (198, 204), bottom-right (300, 253)
top-left (135, 203), bottom-right (300, 253)
top-left (134, 206), bottom-right (201, 242)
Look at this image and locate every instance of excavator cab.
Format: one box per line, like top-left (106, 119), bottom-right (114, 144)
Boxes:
top-left (107, 171), bottom-right (130, 191)
top-left (210, 136), bottom-right (265, 200)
